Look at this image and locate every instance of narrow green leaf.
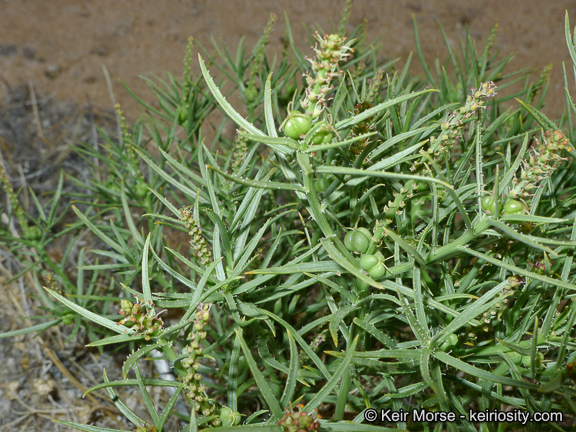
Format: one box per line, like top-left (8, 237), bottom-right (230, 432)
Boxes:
top-left (456, 246), bottom-right (576, 291)
top-left (141, 233), bottom-right (153, 305)
top-left (72, 205), bottom-right (123, 254)
top-left (199, 54), bottom-right (264, 137)
top-left (335, 89), bottom-right (438, 129)
top-left (121, 180), bottom-right (143, 245)
top-left (329, 305), bottom-right (359, 346)
top-left (0, 319), bottom-right (61, 340)
top-left (280, 331), bottom-right (299, 409)
top-left (236, 328), bottom-right (283, 420)
top-left (304, 335), bottom-right (359, 412)
top-left (434, 351), bottom-right (541, 389)
top-left (45, 288), bottom-right (133, 335)
top-left (134, 363), bottom-right (160, 425)
top-left (207, 164), bottom-right (306, 193)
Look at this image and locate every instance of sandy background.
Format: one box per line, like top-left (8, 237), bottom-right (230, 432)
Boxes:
top-left (1, 0), bottom-right (575, 121)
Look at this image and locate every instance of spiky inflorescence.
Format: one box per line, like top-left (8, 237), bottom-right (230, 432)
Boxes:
top-left (181, 303), bottom-right (220, 425)
top-left (300, 33), bottom-right (353, 119)
top-left (245, 13), bottom-right (277, 103)
top-left (118, 296), bottom-right (164, 341)
top-left (413, 81), bottom-right (498, 170)
top-left (180, 206), bottom-right (212, 265)
top-left (231, 130), bottom-right (249, 175)
top-left (509, 130), bottom-right (571, 199)
top-left (278, 404), bottom-right (321, 432)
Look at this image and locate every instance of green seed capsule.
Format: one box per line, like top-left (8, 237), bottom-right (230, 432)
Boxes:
top-left (344, 231), bottom-right (356, 251)
top-left (440, 334), bottom-right (458, 351)
top-left (357, 227), bottom-right (372, 241)
top-left (310, 121), bottom-right (333, 145)
top-left (503, 198), bottom-right (524, 214)
top-left (355, 277), bottom-right (370, 292)
top-left (522, 352), bottom-right (544, 369)
top-left (508, 351), bottom-right (523, 364)
top-left (481, 195), bottom-right (502, 215)
top-left (282, 111), bottom-right (312, 139)
top-left (360, 254), bottom-right (379, 271)
top-left (368, 262), bottom-right (386, 280)
top-left (352, 231), bottom-right (371, 253)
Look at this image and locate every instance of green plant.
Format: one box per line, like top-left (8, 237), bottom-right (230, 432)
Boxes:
top-left (3, 3), bottom-right (576, 432)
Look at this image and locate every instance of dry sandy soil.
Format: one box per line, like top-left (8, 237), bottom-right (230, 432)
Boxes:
top-left (1, 1), bottom-right (576, 430)
top-left (1, 0), bottom-right (576, 121)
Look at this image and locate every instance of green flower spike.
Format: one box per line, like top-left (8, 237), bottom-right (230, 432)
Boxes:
top-left (118, 296), bottom-right (164, 341)
top-left (180, 206), bottom-right (212, 265)
top-left (181, 303), bottom-right (221, 426)
top-left (301, 32), bottom-right (353, 119)
top-left (510, 130), bottom-right (570, 199)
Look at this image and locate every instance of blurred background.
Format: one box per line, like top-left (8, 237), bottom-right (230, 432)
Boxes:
top-left (1, 0), bottom-right (575, 121)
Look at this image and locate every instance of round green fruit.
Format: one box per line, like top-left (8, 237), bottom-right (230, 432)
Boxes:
top-left (357, 228), bottom-right (372, 241)
top-left (310, 121), bottom-right (333, 145)
top-left (508, 351), bottom-right (523, 364)
top-left (355, 277), bottom-right (370, 292)
top-left (368, 262), bottom-right (386, 280)
top-left (135, 182), bottom-right (148, 198)
top-left (344, 231), bottom-right (356, 251)
top-left (360, 254), bottom-right (379, 271)
top-left (24, 226), bottom-right (42, 240)
top-left (503, 198), bottom-right (524, 214)
top-left (282, 111), bottom-right (312, 139)
top-left (177, 105), bottom-right (188, 123)
top-left (352, 231), bottom-right (371, 254)
top-left (522, 352), bottom-right (544, 369)
top-left (481, 195), bottom-right (502, 215)
top-left (219, 407), bottom-right (242, 427)
top-left (439, 334), bottom-right (458, 351)
top-left (62, 313), bottom-right (75, 325)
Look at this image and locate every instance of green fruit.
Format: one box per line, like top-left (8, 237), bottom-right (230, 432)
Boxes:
top-left (135, 182), bottom-right (148, 198)
top-left (245, 87), bottom-right (258, 102)
top-left (62, 313), bottom-right (75, 325)
top-left (310, 121), bottom-right (333, 145)
top-left (357, 227), bottom-right (372, 241)
top-left (503, 198), bottom-right (524, 214)
top-left (282, 111), bottom-right (312, 139)
top-left (440, 334), bottom-right (458, 351)
top-left (360, 254), bottom-right (379, 271)
top-left (219, 407), bottom-right (242, 427)
top-left (508, 351), bottom-right (523, 364)
top-left (481, 195), bottom-right (502, 215)
top-left (368, 262), bottom-right (386, 280)
top-left (522, 352), bottom-right (544, 369)
top-left (355, 277), bottom-right (370, 292)
top-left (177, 105), bottom-right (188, 123)
top-left (24, 226), bottom-right (42, 240)
top-left (352, 231), bottom-right (371, 253)
top-left (344, 231), bottom-right (356, 251)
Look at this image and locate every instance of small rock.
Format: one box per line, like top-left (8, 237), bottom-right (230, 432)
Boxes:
top-left (32, 378), bottom-right (58, 398)
top-left (45, 64), bottom-right (60, 79)
top-left (90, 44), bottom-right (109, 57)
top-left (0, 44), bottom-right (17, 56)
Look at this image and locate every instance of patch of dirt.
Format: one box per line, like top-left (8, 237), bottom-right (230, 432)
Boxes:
top-left (1, 1), bottom-right (575, 123)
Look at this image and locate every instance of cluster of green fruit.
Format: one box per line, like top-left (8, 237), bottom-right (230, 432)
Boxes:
top-left (481, 195), bottom-right (525, 215)
top-left (344, 228), bottom-right (387, 280)
top-left (508, 351), bottom-right (545, 371)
